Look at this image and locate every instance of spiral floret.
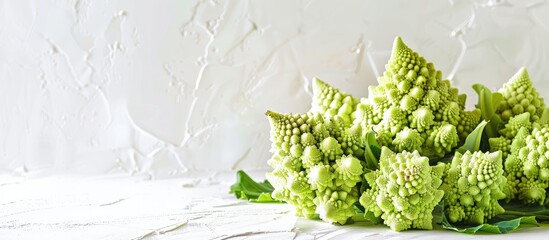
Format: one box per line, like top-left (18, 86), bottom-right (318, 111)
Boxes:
top-left (266, 110), bottom-right (366, 224)
top-left (503, 124), bottom-right (549, 205)
top-left (361, 37), bottom-right (478, 158)
top-left (441, 151), bottom-right (506, 224)
top-left (496, 68), bottom-right (545, 123)
top-left (359, 147), bottom-right (444, 231)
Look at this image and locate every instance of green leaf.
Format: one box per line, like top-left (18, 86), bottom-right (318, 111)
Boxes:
top-left (473, 84), bottom-right (503, 138)
top-left (473, 84), bottom-right (504, 139)
top-left (353, 203), bottom-right (365, 214)
top-left (442, 216), bottom-right (538, 234)
top-left (230, 170), bottom-right (283, 203)
top-left (473, 84), bottom-right (499, 120)
top-left (438, 201), bottom-right (539, 234)
top-left (250, 192), bottom-right (282, 203)
top-left (498, 201), bottom-right (549, 222)
top-left (363, 211), bottom-right (382, 225)
top-left (363, 130), bottom-right (381, 170)
top-left (457, 120), bottom-right (488, 154)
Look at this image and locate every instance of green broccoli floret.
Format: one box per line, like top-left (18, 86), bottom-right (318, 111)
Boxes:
top-left (440, 151), bottom-right (506, 225)
top-left (265, 111), bottom-right (318, 218)
top-left (489, 137), bottom-right (511, 159)
top-left (457, 109), bottom-right (482, 140)
top-left (310, 155), bottom-right (364, 224)
top-left (332, 117), bottom-right (366, 158)
top-left (423, 122), bottom-right (460, 158)
top-left (311, 78), bottom-right (359, 126)
top-left (500, 112), bottom-right (532, 139)
top-left (353, 100), bottom-right (377, 130)
top-left (359, 147), bottom-right (444, 231)
top-left (265, 110), bottom-right (365, 224)
top-left (392, 127), bottom-right (424, 153)
top-left (356, 37), bottom-right (479, 158)
top-left (486, 108), bottom-right (549, 205)
top-left (504, 124), bottom-right (549, 205)
top-left (496, 68), bottom-right (545, 123)
top-left (489, 112), bottom-right (532, 159)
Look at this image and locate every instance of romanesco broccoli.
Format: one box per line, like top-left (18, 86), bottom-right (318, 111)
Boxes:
top-left (265, 111), bottom-right (318, 218)
top-left (261, 37), bottom-right (548, 232)
top-left (503, 123), bottom-right (549, 205)
top-left (496, 68), bottom-right (545, 123)
top-left (265, 110), bottom-right (364, 224)
top-left (489, 112), bottom-right (532, 159)
top-left (440, 151), bottom-right (506, 224)
top-left (354, 37), bottom-right (480, 158)
top-left (311, 78), bottom-right (359, 126)
top-left (483, 67), bottom-right (549, 206)
top-left (359, 147), bottom-right (445, 231)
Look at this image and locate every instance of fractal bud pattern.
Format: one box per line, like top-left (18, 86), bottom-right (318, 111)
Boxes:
top-left (253, 36), bottom-right (549, 233)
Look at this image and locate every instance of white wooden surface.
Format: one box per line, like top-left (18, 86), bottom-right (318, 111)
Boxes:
top-left (1, 175), bottom-right (547, 239)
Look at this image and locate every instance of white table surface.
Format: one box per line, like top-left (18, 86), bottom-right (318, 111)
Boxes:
top-left (1, 174), bottom-right (547, 240)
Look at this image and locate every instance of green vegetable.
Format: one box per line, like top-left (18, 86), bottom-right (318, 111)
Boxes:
top-left (457, 120), bottom-right (488, 154)
top-left (473, 84), bottom-right (504, 140)
top-left (476, 69), bottom-right (549, 206)
top-left (474, 68), bottom-right (546, 153)
top-left (488, 112), bottom-right (532, 159)
top-left (496, 68), bottom-right (545, 123)
top-left (265, 110), bottom-right (364, 224)
top-left (503, 123), bottom-right (549, 205)
top-left (236, 36), bottom-right (549, 234)
top-left (440, 151), bottom-right (506, 225)
top-left (439, 200), bottom-right (539, 234)
top-left (230, 170), bottom-right (281, 203)
top-left (354, 37), bottom-right (480, 158)
top-left (311, 78), bottom-right (359, 126)
top-left (359, 147), bottom-right (445, 231)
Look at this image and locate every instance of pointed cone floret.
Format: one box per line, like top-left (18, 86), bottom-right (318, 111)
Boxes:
top-left (369, 36), bottom-right (480, 158)
top-left (265, 110), bottom-right (285, 122)
top-left (505, 68), bottom-right (533, 95)
top-left (497, 67), bottom-right (545, 122)
top-left (360, 147), bottom-right (445, 231)
top-left (510, 67), bottom-right (530, 85)
top-left (391, 36), bottom-right (410, 59)
top-left (311, 78), bottom-right (358, 125)
top-left (312, 78), bottom-right (329, 96)
top-left (441, 151), bottom-right (506, 224)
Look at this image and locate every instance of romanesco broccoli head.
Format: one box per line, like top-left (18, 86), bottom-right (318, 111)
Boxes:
top-left (313, 187), bottom-right (360, 225)
top-left (309, 155), bottom-right (364, 224)
top-left (359, 147), bottom-right (444, 231)
top-left (265, 110), bottom-right (366, 224)
top-left (500, 112), bottom-right (532, 139)
top-left (496, 68), bottom-right (545, 123)
top-left (311, 78), bottom-right (359, 126)
top-left (355, 37), bottom-right (479, 158)
top-left (503, 124), bottom-right (549, 205)
top-left (441, 151), bottom-right (506, 225)
top-left (488, 112), bottom-right (532, 159)
top-left (265, 111), bottom-right (321, 218)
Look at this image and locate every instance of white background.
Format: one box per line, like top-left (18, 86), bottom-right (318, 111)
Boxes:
top-left (2, 0), bottom-right (549, 178)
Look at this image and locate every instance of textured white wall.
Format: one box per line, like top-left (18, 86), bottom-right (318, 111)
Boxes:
top-left (1, 0), bottom-right (549, 177)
